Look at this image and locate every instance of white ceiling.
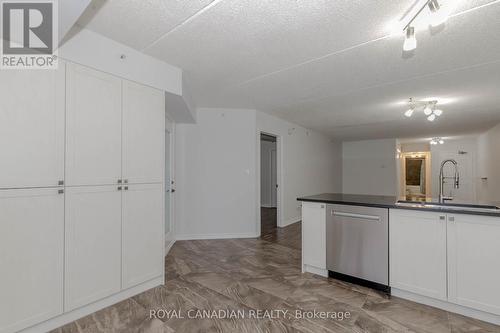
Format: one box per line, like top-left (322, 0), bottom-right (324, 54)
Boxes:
top-left (78, 0), bottom-right (500, 140)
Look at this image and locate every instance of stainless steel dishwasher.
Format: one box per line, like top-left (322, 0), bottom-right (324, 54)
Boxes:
top-left (326, 204), bottom-right (389, 292)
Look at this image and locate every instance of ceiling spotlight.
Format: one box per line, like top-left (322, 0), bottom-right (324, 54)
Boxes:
top-left (424, 105), bottom-right (433, 116)
top-left (430, 137), bottom-right (445, 145)
top-left (404, 108), bottom-right (415, 117)
top-left (403, 26), bottom-right (417, 51)
top-left (427, 114), bottom-right (436, 122)
top-left (428, 0), bottom-right (448, 27)
top-left (434, 109), bottom-right (443, 116)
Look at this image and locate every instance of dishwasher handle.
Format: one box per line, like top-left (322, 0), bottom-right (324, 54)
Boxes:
top-left (331, 211), bottom-right (381, 221)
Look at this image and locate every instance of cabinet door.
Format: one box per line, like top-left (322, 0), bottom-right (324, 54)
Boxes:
top-left (122, 183), bottom-right (164, 289)
top-left (66, 63), bottom-right (122, 186)
top-left (65, 186), bottom-right (122, 311)
top-left (302, 202), bottom-right (326, 271)
top-left (0, 64), bottom-right (65, 189)
top-left (0, 189), bottom-right (63, 333)
top-left (389, 209), bottom-right (447, 300)
top-left (448, 214), bottom-right (500, 315)
top-left (122, 80), bottom-right (165, 184)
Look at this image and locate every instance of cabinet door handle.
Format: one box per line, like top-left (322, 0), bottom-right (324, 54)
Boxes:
top-left (124, 179), bottom-right (129, 184)
top-left (58, 189), bottom-right (64, 194)
top-left (58, 180), bottom-right (64, 186)
top-left (448, 216), bottom-right (455, 222)
top-left (124, 186), bottom-right (129, 191)
top-left (439, 216), bottom-right (446, 220)
top-left (117, 186), bottom-right (122, 191)
top-left (117, 179), bottom-right (122, 184)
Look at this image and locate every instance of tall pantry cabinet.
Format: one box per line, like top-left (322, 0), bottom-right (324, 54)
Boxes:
top-left (0, 61), bottom-right (165, 333)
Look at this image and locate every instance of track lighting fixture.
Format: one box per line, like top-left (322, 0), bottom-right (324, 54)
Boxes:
top-left (428, 0), bottom-right (448, 27)
top-left (404, 107), bottom-right (415, 118)
top-left (403, 27), bottom-right (417, 52)
top-left (403, 99), bottom-right (444, 122)
top-left (430, 137), bottom-right (445, 145)
top-left (401, 0), bottom-right (448, 51)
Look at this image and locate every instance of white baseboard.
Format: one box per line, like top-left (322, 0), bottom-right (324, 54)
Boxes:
top-left (175, 232), bottom-right (259, 241)
top-left (392, 288), bottom-right (500, 326)
top-left (303, 264), bottom-right (328, 278)
top-left (165, 238), bottom-right (175, 255)
top-left (19, 277), bottom-right (163, 333)
top-left (261, 204), bottom-right (277, 208)
top-left (281, 216), bottom-right (301, 227)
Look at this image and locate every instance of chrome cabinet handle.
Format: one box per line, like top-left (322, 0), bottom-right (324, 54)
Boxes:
top-left (124, 179), bottom-right (128, 184)
top-left (448, 216), bottom-right (455, 222)
top-left (332, 211), bottom-right (380, 221)
top-left (58, 180), bottom-right (64, 186)
top-left (117, 186), bottom-right (122, 191)
top-left (124, 186), bottom-right (129, 191)
top-left (58, 189), bottom-right (64, 194)
top-left (117, 179), bottom-right (122, 184)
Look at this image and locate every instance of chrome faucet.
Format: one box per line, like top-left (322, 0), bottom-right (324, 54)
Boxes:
top-left (439, 159), bottom-right (460, 203)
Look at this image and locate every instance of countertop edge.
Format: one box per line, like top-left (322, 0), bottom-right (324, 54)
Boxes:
top-left (297, 197), bottom-right (500, 218)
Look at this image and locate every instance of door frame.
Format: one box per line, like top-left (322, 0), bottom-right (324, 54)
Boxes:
top-left (257, 131), bottom-right (283, 236)
top-left (165, 116), bottom-right (175, 250)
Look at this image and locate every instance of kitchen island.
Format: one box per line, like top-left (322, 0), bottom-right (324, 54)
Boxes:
top-left (298, 193), bottom-right (500, 325)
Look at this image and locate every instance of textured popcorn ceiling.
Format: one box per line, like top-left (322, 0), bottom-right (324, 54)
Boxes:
top-left (79, 0), bottom-right (500, 140)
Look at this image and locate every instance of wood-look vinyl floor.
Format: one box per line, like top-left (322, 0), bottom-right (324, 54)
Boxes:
top-left (53, 217), bottom-right (500, 333)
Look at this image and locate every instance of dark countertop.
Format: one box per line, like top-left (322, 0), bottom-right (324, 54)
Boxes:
top-left (297, 193), bottom-right (500, 217)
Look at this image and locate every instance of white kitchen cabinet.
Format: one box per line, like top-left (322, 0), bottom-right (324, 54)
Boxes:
top-left (122, 81), bottom-right (165, 184)
top-left (64, 186), bottom-right (122, 311)
top-left (447, 213), bottom-right (500, 315)
top-left (66, 63), bottom-right (122, 186)
top-left (389, 209), bottom-right (448, 300)
top-left (122, 183), bottom-right (164, 289)
top-left (0, 188), bottom-right (64, 333)
top-left (302, 202), bottom-right (327, 276)
top-left (0, 64), bottom-right (65, 189)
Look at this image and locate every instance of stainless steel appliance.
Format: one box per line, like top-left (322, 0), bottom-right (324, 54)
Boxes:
top-left (326, 204), bottom-right (389, 292)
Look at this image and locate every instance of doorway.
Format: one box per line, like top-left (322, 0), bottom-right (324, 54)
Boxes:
top-left (400, 152), bottom-right (431, 200)
top-left (260, 133), bottom-right (278, 236)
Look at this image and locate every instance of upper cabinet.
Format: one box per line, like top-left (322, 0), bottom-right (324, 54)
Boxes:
top-left (122, 81), bottom-right (165, 184)
top-left (0, 65), bottom-right (65, 189)
top-left (447, 213), bottom-right (500, 316)
top-left (66, 63), bottom-right (165, 187)
top-left (390, 209), bottom-right (447, 301)
top-left (66, 63), bottom-right (123, 186)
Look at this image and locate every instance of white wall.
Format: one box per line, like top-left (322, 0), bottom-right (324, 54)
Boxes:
top-left (260, 140), bottom-right (277, 207)
top-left (257, 111), bottom-right (343, 227)
top-left (174, 108), bottom-right (343, 239)
top-left (477, 123), bottom-right (500, 202)
top-left (174, 108), bottom-right (258, 239)
top-left (430, 136), bottom-right (478, 202)
top-left (342, 139), bottom-right (398, 196)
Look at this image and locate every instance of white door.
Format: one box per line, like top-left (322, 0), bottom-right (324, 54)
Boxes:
top-left (0, 188), bottom-right (64, 333)
top-left (302, 202), bottom-right (326, 271)
top-left (165, 129), bottom-right (172, 236)
top-left (389, 209), bottom-right (447, 301)
top-left (122, 183), bottom-right (164, 289)
top-left (66, 63), bottom-right (122, 186)
top-left (65, 186), bottom-right (122, 311)
top-left (448, 214), bottom-right (500, 315)
top-left (0, 64), bottom-right (65, 189)
top-left (122, 80), bottom-right (165, 184)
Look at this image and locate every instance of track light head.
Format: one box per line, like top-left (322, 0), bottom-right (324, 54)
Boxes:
top-left (428, 0), bottom-right (448, 27)
top-left (403, 26), bottom-right (417, 51)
